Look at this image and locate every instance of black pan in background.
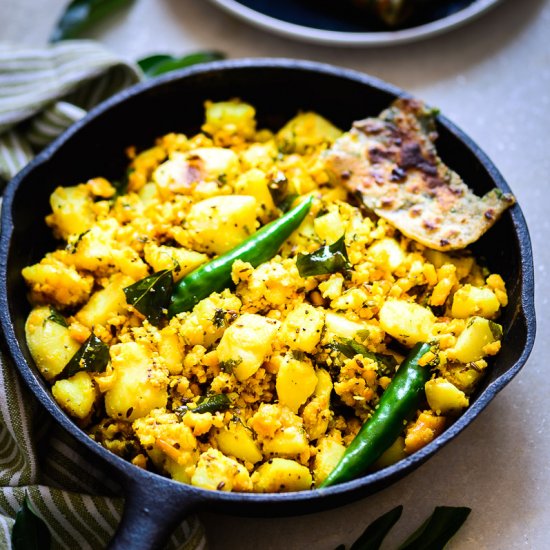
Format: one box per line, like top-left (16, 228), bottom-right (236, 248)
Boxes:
top-left (207, 0), bottom-right (504, 46)
top-left (0, 59), bottom-right (535, 550)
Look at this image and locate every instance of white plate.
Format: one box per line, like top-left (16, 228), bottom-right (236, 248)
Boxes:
top-left (208, 0), bottom-right (505, 47)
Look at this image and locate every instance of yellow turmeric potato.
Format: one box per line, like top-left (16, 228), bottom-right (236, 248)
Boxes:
top-left (448, 317), bottom-right (502, 363)
top-left (372, 437), bottom-right (407, 470)
top-left (76, 273), bottom-right (134, 329)
top-left (324, 312), bottom-right (369, 341)
top-left (22, 256), bottom-right (93, 309)
top-left (216, 421), bottom-right (263, 464)
top-left (217, 313), bottom-right (280, 381)
top-left (105, 342), bottom-right (168, 421)
top-left (46, 184), bottom-right (96, 239)
top-left (202, 100), bottom-right (256, 142)
top-left (234, 168), bottom-right (277, 223)
top-left (276, 112), bottom-right (342, 154)
top-left (252, 458), bottom-right (312, 492)
top-left (25, 306), bottom-right (80, 381)
top-left (451, 284), bottom-right (500, 319)
top-left (379, 299), bottom-right (436, 347)
top-left (302, 369), bottom-right (333, 441)
top-left (191, 449), bottom-right (252, 492)
top-left (52, 371), bottom-right (96, 419)
top-left (425, 378), bottom-right (469, 415)
top-left (279, 303), bottom-right (325, 353)
top-left (314, 210), bottom-right (346, 245)
top-left (313, 438), bottom-right (345, 486)
top-left (405, 411), bottom-right (446, 454)
top-left (367, 237), bottom-right (405, 271)
top-left (143, 243), bottom-right (208, 281)
top-left (186, 195), bottom-right (258, 255)
top-left (190, 147), bottom-right (240, 183)
top-left (158, 327), bottom-right (184, 375)
top-left (276, 355), bottom-right (318, 413)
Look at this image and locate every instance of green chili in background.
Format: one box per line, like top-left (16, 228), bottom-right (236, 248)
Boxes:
top-left (168, 195), bottom-right (313, 317)
top-left (321, 342), bottom-right (437, 488)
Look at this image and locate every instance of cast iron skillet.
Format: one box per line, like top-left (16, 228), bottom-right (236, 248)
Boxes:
top-left (0, 59), bottom-right (536, 549)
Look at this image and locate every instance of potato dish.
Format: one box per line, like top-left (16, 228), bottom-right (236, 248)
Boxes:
top-left (22, 100), bottom-right (508, 493)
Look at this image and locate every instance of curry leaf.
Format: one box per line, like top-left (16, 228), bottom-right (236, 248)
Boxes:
top-left (350, 505), bottom-right (403, 550)
top-left (62, 333), bottom-right (109, 379)
top-left (397, 506), bottom-right (471, 550)
top-left (123, 269), bottom-right (173, 325)
top-left (47, 307), bottom-right (68, 328)
top-left (296, 235), bottom-right (351, 278)
top-left (138, 51), bottom-right (225, 78)
top-left (50, 0), bottom-right (134, 42)
top-left (176, 394), bottom-right (231, 418)
top-left (12, 494), bottom-right (52, 550)
top-left (329, 338), bottom-right (397, 376)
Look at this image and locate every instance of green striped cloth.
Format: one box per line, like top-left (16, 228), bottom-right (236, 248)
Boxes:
top-left (0, 41), bottom-right (206, 549)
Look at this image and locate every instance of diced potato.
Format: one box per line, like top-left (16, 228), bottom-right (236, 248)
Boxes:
top-left (158, 327), bottom-right (183, 375)
top-left (252, 458), bottom-right (312, 492)
top-left (46, 184), bottom-right (95, 239)
top-left (324, 312), bottom-right (369, 341)
top-left (190, 147), bottom-right (240, 183)
top-left (367, 238), bottom-right (405, 271)
top-left (379, 299), bottom-right (436, 347)
top-left (451, 285), bottom-right (500, 319)
top-left (240, 141), bottom-right (277, 172)
top-left (425, 250), bottom-right (475, 281)
top-left (217, 313), bottom-right (280, 381)
top-left (143, 243), bottom-right (208, 281)
top-left (22, 256), bottom-right (93, 309)
top-left (425, 378), bottom-right (469, 415)
top-left (105, 342), bottom-right (168, 421)
top-left (52, 371), bottom-right (96, 419)
top-left (178, 290), bottom-right (242, 348)
top-left (191, 449), bottom-right (252, 492)
top-left (276, 355), bottom-right (318, 413)
top-left (216, 421), bottom-right (263, 464)
top-left (276, 112), bottom-right (342, 154)
top-left (234, 169), bottom-right (277, 223)
top-left (153, 155), bottom-right (199, 195)
top-left (314, 210), bottom-right (346, 245)
top-left (279, 303), bottom-right (325, 353)
top-left (302, 369), bottom-right (333, 441)
top-left (441, 361), bottom-right (486, 394)
top-left (373, 436), bottom-right (407, 470)
top-left (202, 100), bottom-right (256, 141)
top-left (76, 273), bottom-right (134, 329)
top-left (448, 317), bottom-right (502, 363)
top-left (313, 438), bottom-right (345, 486)
top-left (250, 404), bottom-right (309, 457)
top-left (25, 306), bottom-right (80, 381)
top-left (404, 411), bottom-right (446, 454)
top-left (186, 195), bottom-right (258, 255)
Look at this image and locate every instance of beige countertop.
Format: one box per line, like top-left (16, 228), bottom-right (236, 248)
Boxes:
top-left (1, 0), bottom-right (548, 548)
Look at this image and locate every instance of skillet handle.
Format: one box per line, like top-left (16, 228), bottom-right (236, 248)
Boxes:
top-left (107, 478), bottom-right (201, 550)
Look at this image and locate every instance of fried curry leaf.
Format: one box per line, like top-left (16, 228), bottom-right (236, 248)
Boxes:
top-left (50, 0), bottom-right (134, 42)
top-left (123, 269), bottom-right (173, 326)
top-left (137, 51), bottom-right (225, 78)
top-left (62, 333), bottom-right (109, 379)
top-left (12, 494), bottom-right (51, 550)
top-left (47, 307), bottom-right (68, 328)
top-left (330, 337), bottom-right (397, 376)
top-left (397, 506), bottom-right (471, 550)
top-left (176, 394), bottom-right (231, 418)
top-left (296, 235), bottom-right (351, 278)
top-left (350, 505), bottom-right (403, 550)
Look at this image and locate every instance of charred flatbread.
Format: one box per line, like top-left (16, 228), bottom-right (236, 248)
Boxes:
top-left (325, 98), bottom-right (515, 251)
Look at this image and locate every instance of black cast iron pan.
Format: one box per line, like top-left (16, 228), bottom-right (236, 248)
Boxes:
top-left (0, 59), bottom-right (536, 549)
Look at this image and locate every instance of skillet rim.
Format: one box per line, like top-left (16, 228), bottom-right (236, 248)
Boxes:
top-left (0, 58), bottom-right (536, 509)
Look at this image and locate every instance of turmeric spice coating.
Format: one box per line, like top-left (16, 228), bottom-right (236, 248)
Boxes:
top-left (23, 99), bottom-right (508, 492)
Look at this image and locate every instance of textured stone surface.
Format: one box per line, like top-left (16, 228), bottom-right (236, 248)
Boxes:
top-left (1, 0), bottom-right (548, 547)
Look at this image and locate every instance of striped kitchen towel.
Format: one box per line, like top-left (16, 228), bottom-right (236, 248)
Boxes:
top-left (0, 41), bottom-right (206, 549)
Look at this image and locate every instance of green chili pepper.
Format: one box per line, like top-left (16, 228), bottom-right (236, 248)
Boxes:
top-left (168, 195), bottom-right (313, 317)
top-left (320, 342), bottom-right (438, 488)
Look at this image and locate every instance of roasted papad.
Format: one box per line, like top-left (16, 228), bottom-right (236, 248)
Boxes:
top-left (325, 98), bottom-right (515, 251)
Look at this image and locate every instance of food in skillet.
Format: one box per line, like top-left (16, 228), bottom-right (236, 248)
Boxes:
top-left (22, 99), bottom-right (512, 492)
